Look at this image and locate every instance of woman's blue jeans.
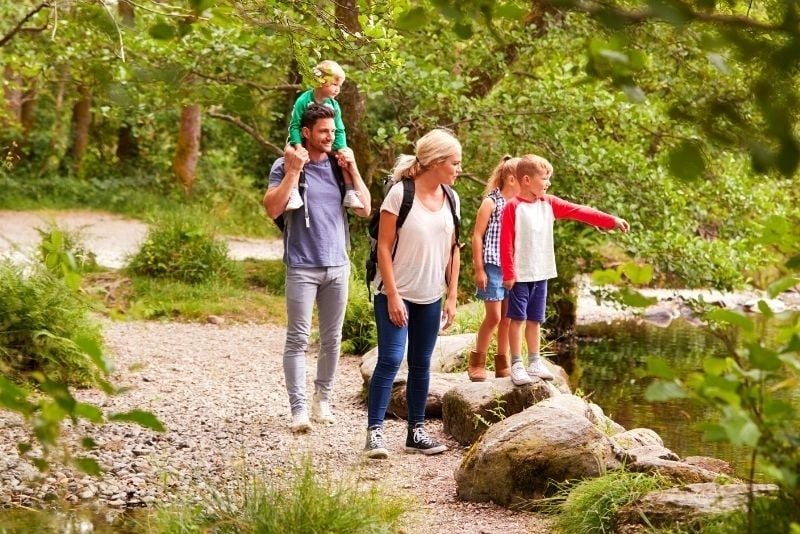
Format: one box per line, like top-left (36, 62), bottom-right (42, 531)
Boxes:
top-left (367, 293), bottom-right (442, 428)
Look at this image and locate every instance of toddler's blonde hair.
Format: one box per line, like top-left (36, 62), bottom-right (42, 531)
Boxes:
top-left (314, 60), bottom-right (345, 85)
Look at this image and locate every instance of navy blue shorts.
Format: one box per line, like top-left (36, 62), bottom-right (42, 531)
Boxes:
top-left (475, 264), bottom-right (507, 301)
top-left (506, 279), bottom-right (548, 322)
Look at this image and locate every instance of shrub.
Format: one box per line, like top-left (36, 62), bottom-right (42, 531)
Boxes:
top-left (342, 272), bottom-right (377, 355)
top-left (0, 262), bottom-right (104, 386)
top-left (36, 223), bottom-right (99, 275)
top-left (127, 214), bottom-right (238, 284)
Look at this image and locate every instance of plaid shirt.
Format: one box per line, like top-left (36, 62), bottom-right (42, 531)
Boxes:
top-left (482, 188), bottom-right (506, 266)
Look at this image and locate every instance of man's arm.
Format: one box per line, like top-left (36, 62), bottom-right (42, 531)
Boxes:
top-left (263, 146), bottom-right (308, 219)
top-left (335, 148), bottom-right (371, 218)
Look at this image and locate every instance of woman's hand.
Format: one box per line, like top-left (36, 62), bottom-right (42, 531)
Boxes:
top-left (387, 293), bottom-right (407, 327)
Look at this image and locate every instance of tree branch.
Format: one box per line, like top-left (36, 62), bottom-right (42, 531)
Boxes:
top-left (207, 110), bottom-right (283, 156)
top-left (0, 1), bottom-right (50, 48)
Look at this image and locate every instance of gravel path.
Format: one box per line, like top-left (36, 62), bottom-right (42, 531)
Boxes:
top-left (0, 320), bottom-right (552, 532)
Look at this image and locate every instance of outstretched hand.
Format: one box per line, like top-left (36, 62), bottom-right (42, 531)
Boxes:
top-left (613, 217), bottom-right (630, 233)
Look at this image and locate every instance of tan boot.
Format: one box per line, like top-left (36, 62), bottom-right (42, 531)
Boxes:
top-left (467, 350), bottom-right (487, 382)
top-left (494, 354), bottom-right (510, 378)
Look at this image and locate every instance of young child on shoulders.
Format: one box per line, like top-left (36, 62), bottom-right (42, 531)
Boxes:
top-left (469, 155), bottom-right (521, 381)
top-left (500, 154), bottom-right (629, 386)
top-left (285, 59), bottom-right (363, 211)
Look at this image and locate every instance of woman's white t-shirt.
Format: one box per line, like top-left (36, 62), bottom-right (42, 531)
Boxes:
top-left (374, 181), bottom-right (460, 304)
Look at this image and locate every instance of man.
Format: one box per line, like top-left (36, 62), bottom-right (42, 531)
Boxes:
top-left (264, 103), bottom-right (371, 433)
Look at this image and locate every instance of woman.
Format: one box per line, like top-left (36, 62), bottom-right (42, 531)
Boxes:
top-left (365, 129), bottom-right (462, 459)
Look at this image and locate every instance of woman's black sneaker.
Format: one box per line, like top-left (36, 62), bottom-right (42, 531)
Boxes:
top-left (364, 426), bottom-right (389, 459)
top-left (405, 423), bottom-right (447, 455)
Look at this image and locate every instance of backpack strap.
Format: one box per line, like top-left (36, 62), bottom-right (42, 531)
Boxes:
top-left (442, 184), bottom-right (461, 290)
top-left (375, 179), bottom-right (415, 295)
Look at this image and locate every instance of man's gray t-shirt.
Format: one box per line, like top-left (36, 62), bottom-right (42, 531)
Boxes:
top-left (268, 156), bottom-right (348, 268)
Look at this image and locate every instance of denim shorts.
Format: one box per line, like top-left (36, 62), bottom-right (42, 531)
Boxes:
top-left (475, 263), bottom-right (507, 302)
top-left (507, 279), bottom-right (548, 323)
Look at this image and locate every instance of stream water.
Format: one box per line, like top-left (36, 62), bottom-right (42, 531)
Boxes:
top-left (560, 318), bottom-right (796, 478)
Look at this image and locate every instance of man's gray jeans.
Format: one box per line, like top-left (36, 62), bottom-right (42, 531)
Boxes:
top-left (283, 264), bottom-right (349, 415)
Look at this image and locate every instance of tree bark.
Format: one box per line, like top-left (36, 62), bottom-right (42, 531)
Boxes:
top-left (69, 84), bottom-right (92, 170)
top-left (3, 66), bottom-right (23, 126)
top-left (118, 0), bottom-right (134, 26)
top-left (333, 0), bottom-right (373, 184)
top-left (172, 104), bottom-right (201, 193)
top-left (116, 123), bottom-right (139, 163)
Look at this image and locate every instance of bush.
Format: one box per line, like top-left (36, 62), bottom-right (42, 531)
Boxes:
top-left (36, 223), bottom-right (99, 275)
top-left (342, 272), bottom-right (377, 355)
top-left (127, 214), bottom-right (239, 284)
top-left (0, 262), bottom-right (104, 386)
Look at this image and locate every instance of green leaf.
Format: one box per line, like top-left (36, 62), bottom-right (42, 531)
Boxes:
top-left (705, 309), bottom-right (754, 331)
top-left (618, 287), bottom-right (657, 308)
top-left (396, 7), bottom-right (428, 31)
top-left (621, 262), bottom-right (653, 285)
top-left (699, 422), bottom-right (727, 442)
top-left (75, 335), bottom-right (111, 375)
top-left (767, 276), bottom-right (799, 299)
top-left (591, 268), bottom-right (621, 285)
top-left (644, 379), bottom-right (687, 401)
top-left (703, 357), bottom-right (728, 376)
top-left (668, 141), bottom-right (706, 181)
top-left (74, 402), bottom-right (104, 424)
top-left (149, 22), bottom-right (177, 40)
top-left (644, 357), bottom-right (676, 379)
top-left (73, 456), bottom-right (102, 476)
top-left (721, 412), bottom-right (760, 446)
top-left (747, 343), bottom-right (781, 371)
top-left (109, 410), bottom-right (166, 432)
top-left (81, 437), bottom-right (98, 449)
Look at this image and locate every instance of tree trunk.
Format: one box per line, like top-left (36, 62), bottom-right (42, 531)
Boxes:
top-left (3, 66), bottom-right (22, 126)
top-left (118, 0), bottom-right (134, 26)
top-left (116, 123), bottom-right (139, 163)
top-left (333, 0), bottom-right (373, 184)
top-left (21, 85), bottom-right (37, 136)
top-left (69, 84), bottom-right (92, 171)
top-left (172, 104), bottom-right (201, 193)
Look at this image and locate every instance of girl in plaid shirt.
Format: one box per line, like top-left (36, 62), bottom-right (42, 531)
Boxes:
top-left (468, 155), bottom-right (521, 381)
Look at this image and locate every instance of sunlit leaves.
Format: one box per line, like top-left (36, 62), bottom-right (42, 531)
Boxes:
top-left (110, 410), bottom-right (167, 432)
top-left (705, 308), bottom-right (754, 332)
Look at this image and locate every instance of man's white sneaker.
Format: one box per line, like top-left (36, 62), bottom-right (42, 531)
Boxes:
top-left (311, 393), bottom-right (336, 425)
top-left (286, 188), bottom-right (304, 211)
top-left (527, 359), bottom-right (555, 381)
top-left (290, 411), bottom-right (312, 434)
top-left (343, 189), bottom-right (364, 209)
top-left (510, 361), bottom-right (533, 386)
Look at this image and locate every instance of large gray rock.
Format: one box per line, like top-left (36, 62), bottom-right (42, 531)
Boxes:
top-left (455, 396), bottom-right (623, 506)
top-left (386, 372), bottom-right (465, 419)
top-left (441, 378), bottom-right (560, 445)
top-left (615, 482), bottom-right (779, 531)
top-left (626, 457), bottom-right (735, 484)
top-left (359, 333), bottom-right (476, 387)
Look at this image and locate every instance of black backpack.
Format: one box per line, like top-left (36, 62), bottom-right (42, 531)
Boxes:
top-left (365, 178), bottom-right (461, 297)
top-left (273, 154), bottom-right (346, 232)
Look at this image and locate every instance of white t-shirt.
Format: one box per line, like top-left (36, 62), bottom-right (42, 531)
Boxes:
top-left (375, 182), bottom-right (460, 304)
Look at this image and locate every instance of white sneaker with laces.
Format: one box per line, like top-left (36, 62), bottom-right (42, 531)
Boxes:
top-left (311, 392), bottom-right (336, 425)
top-left (343, 189), bottom-right (364, 209)
top-left (510, 361), bottom-right (533, 386)
top-left (286, 187), bottom-right (303, 211)
top-left (291, 411), bottom-right (312, 433)
top-left (527, 359), bottom-right (555, 381)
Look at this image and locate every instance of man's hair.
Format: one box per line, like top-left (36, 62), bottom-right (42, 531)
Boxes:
top-left (300, 102), bottom-right (336, 130)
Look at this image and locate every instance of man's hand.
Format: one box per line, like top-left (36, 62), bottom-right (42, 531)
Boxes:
top-left (285, 145), bottom-right (309, 175)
